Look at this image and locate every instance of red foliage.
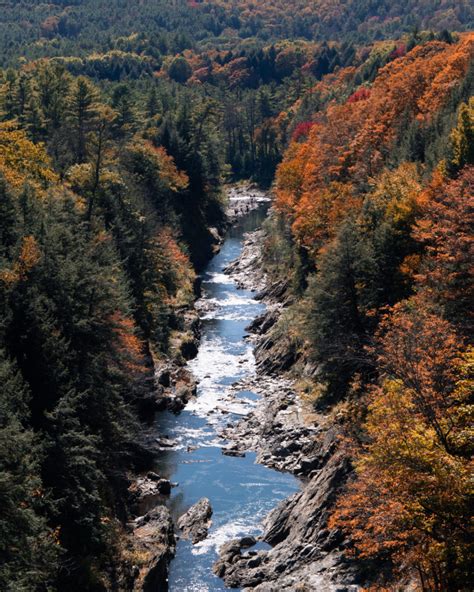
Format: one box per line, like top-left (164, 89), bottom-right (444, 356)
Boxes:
top-left (292, 121), bottom-right (315, 142)
top-left (390, 44), bottom-right (407, 59)
top-left (347, 87), bottom-right (371, 104)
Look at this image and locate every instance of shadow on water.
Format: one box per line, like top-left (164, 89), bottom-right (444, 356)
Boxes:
top-left (153, 202), bottom-right (299, 591)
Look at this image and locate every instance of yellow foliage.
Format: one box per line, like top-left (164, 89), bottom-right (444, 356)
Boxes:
top-left (0, 123), bottom-right (58, 191)
top-left (368, 162), bottom-right (422, 226)
top-left (126, 138), bottom-right (189, 193)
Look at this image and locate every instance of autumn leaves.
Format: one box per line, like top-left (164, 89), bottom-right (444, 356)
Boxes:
top-left (272, 36), bottom-right (473, 589)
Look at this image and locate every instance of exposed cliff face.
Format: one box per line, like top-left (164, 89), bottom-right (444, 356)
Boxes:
top-left (214, 226), bottom-right (368, 590)
top-left (214, 452), bottom-right (359, 591)
top-left (130, 506), bottom-right (176, 592)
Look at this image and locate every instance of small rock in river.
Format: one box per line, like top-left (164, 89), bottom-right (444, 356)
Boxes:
top-left (157, 479), bottom-right (171, 495)
top-left (222, 448), bottom-right (246, 457)
top-left (156, 436), bottom-right (177, 447)
top-left (247, 555), bottom-right (262, 568)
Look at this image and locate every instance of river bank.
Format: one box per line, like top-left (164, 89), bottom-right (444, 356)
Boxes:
top-left (123, 188), bottom-right (364, 592)
top-left (213, 226), bottom-right (364, 591)
top-left (122, 186), bottom-right (300, 591)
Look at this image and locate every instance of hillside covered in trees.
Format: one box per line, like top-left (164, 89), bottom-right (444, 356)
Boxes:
top-left (264, 32), bottom-right (474, 590)
top-left (0, 61), bottom-right (228, 589)
top-left (0, 2), bottom-right (473, 591)
top-left (1, 0), bottom-right (473, 67)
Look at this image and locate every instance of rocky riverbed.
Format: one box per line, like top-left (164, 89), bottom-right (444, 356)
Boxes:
top-left (123, 189), bottom-right (365, 591)
top-left (226, 184), bottom-right (272, 224)
top-left (212, 227), bottom-right (365, 591)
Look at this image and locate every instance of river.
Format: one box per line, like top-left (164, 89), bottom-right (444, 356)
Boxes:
top-left (152, 202), bottom-right (300, 591)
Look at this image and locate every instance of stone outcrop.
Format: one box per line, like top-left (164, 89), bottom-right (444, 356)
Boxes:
top-left (226, 184), bottom-right (271, 224)
top-left (129, 506), bottom-right (176, 592)
top-left (152, 364), bottom-right (198, 414)
top-left (177, 498), bottom-right (213, 544)
top-left (221, 375), bottom-right (320, 473)
top-left (128, 474), bottom-right (172, 516)
top-left (224, 229), bottom-right (268, 292)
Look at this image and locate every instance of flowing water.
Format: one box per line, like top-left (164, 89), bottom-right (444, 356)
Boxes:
top-left (153, 203), bottom-right (299, 591)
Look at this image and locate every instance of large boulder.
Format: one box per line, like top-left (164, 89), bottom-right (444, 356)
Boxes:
top-left (177, 498), bottom-right (213, 544)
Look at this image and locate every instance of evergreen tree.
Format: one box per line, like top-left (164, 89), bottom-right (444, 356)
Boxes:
top-left (0, 353), bottom-right (59, 591)
top-left (67, 77), bottom-right (99, 163)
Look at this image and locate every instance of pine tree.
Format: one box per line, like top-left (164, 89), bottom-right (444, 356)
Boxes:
top-left (305, 218), bottom-right (371, 403)
top-left (67, 77), bottom-right (99, 163)
top-left (446, 98), bottom-right (474, 176)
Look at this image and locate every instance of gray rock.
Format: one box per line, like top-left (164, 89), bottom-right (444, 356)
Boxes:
top-left (131, 506), bottom-right (175, 591)
top-left (178, 498), bottom-right (213, 544)
top-left (248, 555), bottom-right (262, 568)
top-left (239, 535), bottom-right (257, 548)
top-left (211, 216), bottom-right (368, 590)
top-left (180, 338), bottom-right (198, 360)
top-left (157, 369), bottom-right (171, 387)
top-left (156, 436), bottom-right (177, 448)
top-left (222, 447), bottom-right (246, 457)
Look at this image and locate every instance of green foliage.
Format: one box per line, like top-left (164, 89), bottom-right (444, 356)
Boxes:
top-left (0, 3), bottom-right (472, 591)
top-left (446, 97), bottom-right (474, 175)
top-left (0, 352), bottom-right (59, 591)
top-left (168, 56), bottom-right (192, 83)
top-left (0, 56), bottom-right (220, 589)
top-left (304, 219), bottom-right (372, 402)
top-left (0, 0), bottom-right (471, 70)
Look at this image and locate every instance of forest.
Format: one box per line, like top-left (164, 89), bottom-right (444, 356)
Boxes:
top-left (0, 2), bottom-right (473, 592)
top-left (268, 33), bottom-right (473, 588)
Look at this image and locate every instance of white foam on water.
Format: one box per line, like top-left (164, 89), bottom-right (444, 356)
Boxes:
top-left (185, 391), bottom-right (254, 422)
top-left (203, 272), bottom-right (235, 285)
top-left (203, 293), bottom-right (258, 308)
top-left (161, 427), bottom-right (217, 450)
top-left (228, 195), bottom-right (271, 203)
top-left (189, 340), bottom-right (255, 384)
top-left (201, 311), bottom-right (253, 321)
top-left (165, 207), bottom-right (301, 592)
top-left (192, 518), bottom-right (263, 556)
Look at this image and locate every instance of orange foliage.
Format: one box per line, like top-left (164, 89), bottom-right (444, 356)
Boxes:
top-left (145, 142), bottom-right (189, 192)
top-left (275, 36), bottom-right (474, 255)
top-left (292, 181), bottom-right (359, 255)
top-left (155, 227), bottom-right (196, 306)
top-left (330, 303), bottom-right (473, 588)
top-left (376, 300), bottom-right (465, 447)
top-left (110, 311), bottom-right (148, 376)
top-left (16, 235), bottom-right (42, 279)
top-left (157, 227), bottom-right (191, 270)
top-left (0, 235), bottom-right (42, 285)
top-left (414, 166), bottom-right (474, 328)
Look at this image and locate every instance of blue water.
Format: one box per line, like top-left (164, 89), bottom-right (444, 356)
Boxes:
top-left (153, 206), bottom-right (300, 591)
